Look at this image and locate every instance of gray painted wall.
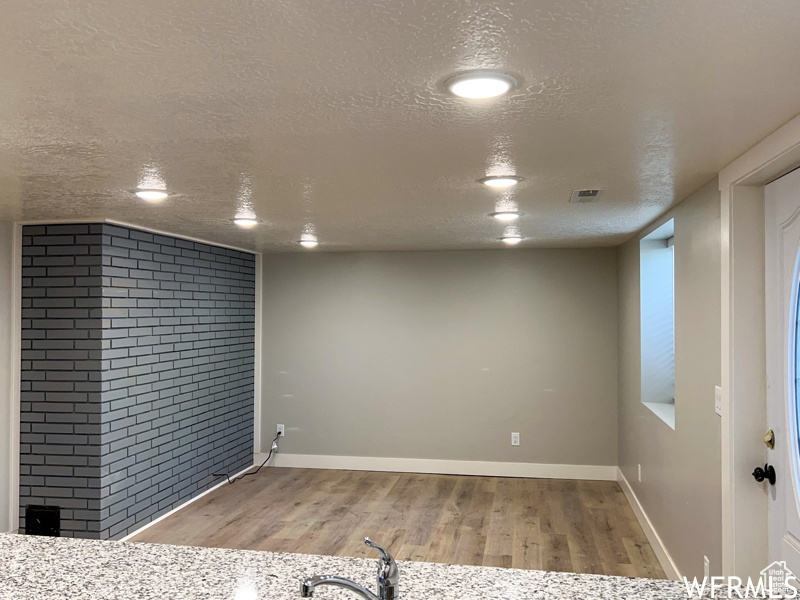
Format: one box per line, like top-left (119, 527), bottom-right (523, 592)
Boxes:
top-left (0, 221), bottom-right (13, 532)
top-left (261, 249), bottom-right (619, 466)
top-left (617, 178), bottom-right (722, 579)
top-left (19, 224), bottom-right (255, 539)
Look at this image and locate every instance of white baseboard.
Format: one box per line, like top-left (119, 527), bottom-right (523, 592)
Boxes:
top-left (118, 463), bottom-right (255, 542)
top-left (616, 467), bottom-right (681, 580)
top-left (254, 452), bottom-right (617, 481)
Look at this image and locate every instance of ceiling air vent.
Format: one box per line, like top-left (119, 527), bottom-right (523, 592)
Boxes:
top-left (569, 189), bottom-right (605, 203)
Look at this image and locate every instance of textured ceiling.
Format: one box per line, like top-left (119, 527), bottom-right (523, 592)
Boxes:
top-left (1, 1), bottom-right (800, 251)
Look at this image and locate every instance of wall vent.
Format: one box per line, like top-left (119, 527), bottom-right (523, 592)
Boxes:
top-left (569, 189), bottom-right (605, 203)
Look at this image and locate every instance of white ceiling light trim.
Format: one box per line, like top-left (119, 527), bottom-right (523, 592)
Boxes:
top-left (490, 211), bottom-right (522, 221)
top-left (480, 175), bottom-right (523, 188)
top-left (134, 189), bottom-right (169, 202)
top-left (299, 223), bottom-right (319, 248)
top-left (135, 164), bottom-right (169, 202)
top-left (500, 235), bottom-right (523, 245)
top-left (445, 70), bottom-right (518, 99)
top-left (233, 218), bottom-right (259, 228)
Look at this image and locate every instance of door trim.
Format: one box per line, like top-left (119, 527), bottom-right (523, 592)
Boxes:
top-left (719, 112), bottom-right (800, 577)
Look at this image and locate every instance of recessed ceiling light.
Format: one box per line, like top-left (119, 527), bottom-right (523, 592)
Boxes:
top-left (134, 189), bottom-right (169, 202)
top-left (445, 70), bottom-right (518, 99)
top-left (298, 239), bottom-right (319, 249)
top-left (480, 176), bottom-right (522, 189)
top-left (233, 218), bottom-right (259, 228)
top-left (500, 235), bottom-right (523, 245)
top-left (490, 211), bottom-right (522, 221)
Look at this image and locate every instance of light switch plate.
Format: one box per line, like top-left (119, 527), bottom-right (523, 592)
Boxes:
top-left (714, 386), bottom-right (723, 417)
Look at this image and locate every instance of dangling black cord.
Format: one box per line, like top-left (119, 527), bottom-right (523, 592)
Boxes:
top-left (212, 432), bottom-right (281, 484)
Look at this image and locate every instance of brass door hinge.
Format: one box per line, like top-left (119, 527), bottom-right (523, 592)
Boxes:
top-left (764, 429), bottom-right (775, 449)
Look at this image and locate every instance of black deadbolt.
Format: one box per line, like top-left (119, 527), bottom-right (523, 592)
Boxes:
top-left (752, 463), bottom-right (776, 486)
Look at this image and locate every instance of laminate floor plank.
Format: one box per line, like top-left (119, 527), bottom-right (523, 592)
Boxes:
top-left (130, 467), bottom-right (666, 579)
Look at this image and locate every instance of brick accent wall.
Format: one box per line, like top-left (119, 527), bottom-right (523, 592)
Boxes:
top-left (19, 224), bottom-right (105, 537)
top-left (19, 224), bottom-right (256, 539)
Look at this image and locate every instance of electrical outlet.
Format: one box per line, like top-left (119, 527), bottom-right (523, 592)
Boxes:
top-left (714, 386), bottom-right (723, 417)
top-left (638, 464), bottom-right (642, 483)
top-left (704, 555), bottom-right (710, 579)
top-left (277, 424), bottom-right (285, 437)
top-left (511, 432), bottom-right (520, 446)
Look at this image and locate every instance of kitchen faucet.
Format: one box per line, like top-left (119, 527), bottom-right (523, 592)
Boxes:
top-left (300, 538), bottom-right (399, 599)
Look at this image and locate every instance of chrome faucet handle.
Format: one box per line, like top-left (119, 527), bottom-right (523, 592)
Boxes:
top-left (364, 538), bottom-right (399, 600)
top-left (364, 538), bottom-right (394, 563)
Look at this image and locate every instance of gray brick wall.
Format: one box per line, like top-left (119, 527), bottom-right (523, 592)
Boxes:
top-left (20, 224), bottom-right (255, 539)
top-left (19, 224), bottom-right (105, 537)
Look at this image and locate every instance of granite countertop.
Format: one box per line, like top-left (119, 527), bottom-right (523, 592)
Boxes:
top-left (0, 533), bottom-right (692, 599)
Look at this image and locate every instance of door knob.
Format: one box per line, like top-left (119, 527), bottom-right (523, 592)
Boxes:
top-left (752, 463), bottom-right (776, 486)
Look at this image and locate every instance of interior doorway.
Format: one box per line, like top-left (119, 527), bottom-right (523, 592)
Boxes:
top-left (720, 113), bottom-right (800, 579)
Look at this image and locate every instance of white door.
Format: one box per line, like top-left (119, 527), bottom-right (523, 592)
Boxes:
top-left (766, 166), bottom-right (800, 574)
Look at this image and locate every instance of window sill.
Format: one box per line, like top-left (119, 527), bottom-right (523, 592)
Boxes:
top-left (643, 400), bottom-right (676, 430)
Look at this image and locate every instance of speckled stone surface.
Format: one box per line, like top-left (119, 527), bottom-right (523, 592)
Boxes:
top-left (0, 533), bottom-right (694, 599)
